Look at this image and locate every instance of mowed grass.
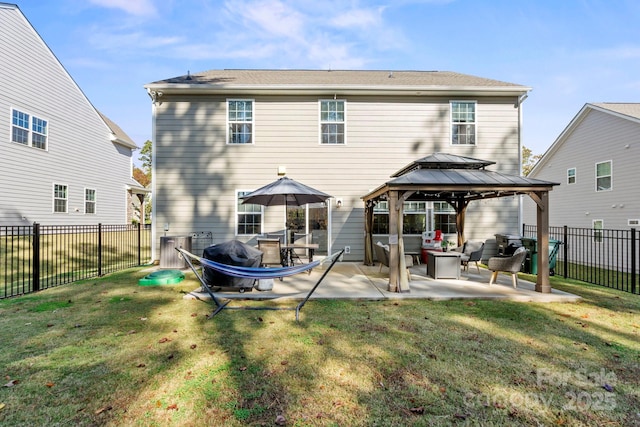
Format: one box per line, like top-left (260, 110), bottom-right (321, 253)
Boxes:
top-left (0, 268), bottom-right (638, 426)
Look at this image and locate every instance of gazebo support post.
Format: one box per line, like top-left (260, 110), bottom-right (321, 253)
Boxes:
top-left (364, 202), bottom-right (374, 266)
top-left (452, 198), bottom-right (469, 247)
top-left (388, 191), bottom-right (400, 292)
top-left (532, 191), bottom-right (551, 293)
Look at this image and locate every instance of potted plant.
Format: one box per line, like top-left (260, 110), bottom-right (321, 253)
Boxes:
top-left (441, 240), bottom-right (456, 252)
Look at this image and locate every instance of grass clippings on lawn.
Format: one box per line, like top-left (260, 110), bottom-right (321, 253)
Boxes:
top-left (0, 268), bottom-right (638, 426)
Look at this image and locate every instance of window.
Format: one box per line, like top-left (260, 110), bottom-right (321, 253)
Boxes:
top-left (595, 161), bottom-right (612, 191)
top-left (434, 201), bottom-right (457, 234)
top-left (593, 220), bottom-right (603, 243)
top-left (320, 100), bottom-right (345, 144)
top-left (373, 201), bottom-right (433, 235)
top-left (567, 168), bottom-right (576, 184)
top-left (11, 109), bottom-right (48, 150)
top-left (451, 101), bottom-right (476, 145)
top-left (85, 189), bottom-right (96, 214)
top-left (236, 191), bottom-right (262, 235)
top-left (53, 184), bottom-right (67, 213)
top-left (227, 100), bottom-right (253, 144)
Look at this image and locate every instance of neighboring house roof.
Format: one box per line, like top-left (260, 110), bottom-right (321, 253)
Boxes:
top-left (98, 111), bottom-right (138, 149)
top-left (530, 102), bottom-right (640, 176)
top-left (127, 177), bottom-right (150, 194)
top-left (145, 69), bottom-right (531, 97)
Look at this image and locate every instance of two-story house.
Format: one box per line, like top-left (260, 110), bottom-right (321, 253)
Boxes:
top-left (0, 3), bottom-right (146, 226)
top-left (144, 69), bottom-right (532, 262)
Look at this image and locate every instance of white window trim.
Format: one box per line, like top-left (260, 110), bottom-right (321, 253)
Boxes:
top-left (318, 99), bottom-right (347, 145)
top-left (226, 99), bottom-right (255, 145)
top-left (235, 189), bottom-right (264, 236)
top-left (595, 160), bottom-right (613, 192)
top-left (53, 183), bottom-right (68, 214)
top-left (85, 188), bottom-right (97, 214)
top-left (449, 100), bottom-right (477, 146)
top-left (593, 219), bottom-right (604, 243)
top-left (567, 167), bottom-right (576, 184)
top-left (10, 107), bottom-right (49, 151)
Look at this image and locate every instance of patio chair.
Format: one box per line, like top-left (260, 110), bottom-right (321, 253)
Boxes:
top-left (488, 246), bottom-right (527, 288)
top-left (258, 238), bottom-right (285, 280)
top-left (374, 242), bottom-right (413, 281)
top-left (453, 241), bottom-right (485, 273)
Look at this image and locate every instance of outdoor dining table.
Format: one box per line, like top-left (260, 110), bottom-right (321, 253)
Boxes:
top-left (281, 243), bottom-right (320, 266)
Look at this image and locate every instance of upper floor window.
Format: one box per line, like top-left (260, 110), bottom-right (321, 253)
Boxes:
top-left (595, 161), bottom-right (612, 191)
top-left (236, 190), bottom-right (262, 235)
top-left (450, 101), bottom-right (476, 145)
top-left (11, 109), bottom-right (48, 150)
top-left (53, 184), bottom-right (67, 213)
top-left (567, 168), bottom-right (576, 184)
top-left (85, 189), bottom-right (96, 214)
top-left (227, 99), bottom-right (253, 144)
top-left (320, 100), bottom-right (345, 144)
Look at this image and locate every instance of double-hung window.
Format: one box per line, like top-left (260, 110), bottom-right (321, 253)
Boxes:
top-left (227, 100), bottom-right (253, 144)
top-left (372, 201), bottom-right (389, 234)
top-left (450, 101), bottom-right (476, 145)
top-left (236, 191), bottom-right (262, 235)
top-left (567, 168), bottom-right (576, 184)
top-left (373, 201), bottom-right (431, 235)
top-left (320, 100), bottom-right (345, 144)
top-left (593, 220), bottom-right (604, 243)
top-left (11, 108), bottom-right (48, 150)
top-left (434, 202), bottom-right (457, 234)
top-left (85, 189), bottom-right (96, 214)
top-left (595, 161), bottom-right (612, 191)
top-left (53, 184), bottom-right (68, 213)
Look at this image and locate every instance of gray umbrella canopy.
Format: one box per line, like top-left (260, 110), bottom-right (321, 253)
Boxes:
top-left (240, 177), bottom-right (332, 206)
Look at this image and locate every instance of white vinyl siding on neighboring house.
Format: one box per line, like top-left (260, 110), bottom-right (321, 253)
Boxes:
top-left (53, 184), bottom-right (67, 213)
top-left (11, 108), bottom-right (48, 150)
top-left (227, 99), bottom-right (254, 144)
top-left (236, 190), bottom-right (263, 235)
top-left (450, 101), bottom-right (476, 145)
top-left (595, 161), bottom-right (612, 191)
top-left (319, 100), bottom-right (345, 144)
top-left (567, 168), bottom-right (576, 184)
top-left (85, 188), bottom-right (96, 214)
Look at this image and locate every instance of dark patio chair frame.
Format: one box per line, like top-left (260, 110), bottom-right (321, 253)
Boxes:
top-left (176, 247), bottom-right (345, 321)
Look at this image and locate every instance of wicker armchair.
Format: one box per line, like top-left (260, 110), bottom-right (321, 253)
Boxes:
top-left (488, 246), bottom-right (527, 288)
top-left (374, 242), bottom-right (414, 281)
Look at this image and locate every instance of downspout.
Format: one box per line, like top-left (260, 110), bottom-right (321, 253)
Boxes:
top-left (147, 89), bottom-right (160, 262)
top-left (515, 92), bottom-right (529, 230)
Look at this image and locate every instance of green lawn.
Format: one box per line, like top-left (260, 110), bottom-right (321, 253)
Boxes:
top-left (0, 269), bottom-right (638, 426)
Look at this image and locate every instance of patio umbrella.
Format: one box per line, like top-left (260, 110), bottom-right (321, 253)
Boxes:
top-left (240, 176), bottom-right (332, 243)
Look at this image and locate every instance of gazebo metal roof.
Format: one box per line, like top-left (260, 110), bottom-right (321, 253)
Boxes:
top-left (362, 153), bottom-right (559, 203)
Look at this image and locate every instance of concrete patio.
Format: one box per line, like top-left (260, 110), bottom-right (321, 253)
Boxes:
top-left (183, 260), bottom-right (581, 303)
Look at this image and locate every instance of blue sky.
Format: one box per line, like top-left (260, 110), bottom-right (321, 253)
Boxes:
top-left (15, 0), bottom-right (640, 163)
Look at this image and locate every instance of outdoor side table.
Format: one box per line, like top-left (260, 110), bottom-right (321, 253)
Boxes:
top-left (426, 250), bottom-right (462, 279)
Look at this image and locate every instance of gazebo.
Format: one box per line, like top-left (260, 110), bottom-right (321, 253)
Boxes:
top-left (362, 153), bottom-right (560, 293)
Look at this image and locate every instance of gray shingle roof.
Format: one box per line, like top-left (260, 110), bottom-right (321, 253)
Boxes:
top-left (591, 103), bottom-right (640, 120)
top-left (146, 69), bottom-right (529, 94)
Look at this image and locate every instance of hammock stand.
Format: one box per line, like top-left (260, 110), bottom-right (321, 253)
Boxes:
top-left (176, 247), bottom-right (345, 321)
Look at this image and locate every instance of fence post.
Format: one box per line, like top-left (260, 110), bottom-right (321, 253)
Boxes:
top-left (98, 223), bottom-right (103, 277)
top-left (631, 228), bottom-right (637, 294)
top-left (32, 222), bottom-right (40, 292)
top-left (563, 225), bottom-right (568, 279)
top-left (137, 222), bottom-right (141, 266)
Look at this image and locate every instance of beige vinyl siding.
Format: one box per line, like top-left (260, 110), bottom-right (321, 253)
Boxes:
top-left (154, 94), bottom-right (522, 260)
top-left (524, 107), bottom-right (640, 229)
top-left (0, 5), bottom-right (134, 225)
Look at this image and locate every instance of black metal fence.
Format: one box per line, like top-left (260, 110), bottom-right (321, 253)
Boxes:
top-left (523, 224), bottom-right (639, 294)
top-left (1, 223), bottom-right (151, 299)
